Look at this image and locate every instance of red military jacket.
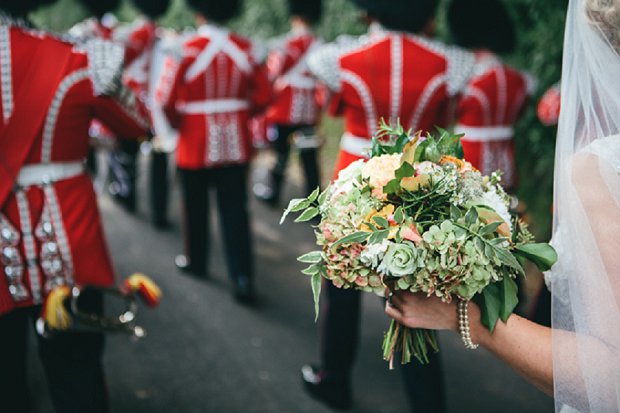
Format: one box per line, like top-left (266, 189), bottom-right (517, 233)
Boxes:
top-left (160, 24), bottom-right (272, 169)
top-left (455, 52), bottom-right (534, 190)
top-left (265, 27), bottom-right (322, 126)
top-left (308, 24), bottom-right (475, 175)
top-left (0, 18), bottom-right (149, 315)
top-left (120, 17), bottom-right (157, 99)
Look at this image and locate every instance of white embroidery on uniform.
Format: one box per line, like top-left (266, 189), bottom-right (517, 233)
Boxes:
top-left (15, 190), bottom-right (42, 304)
top-left (42, 69), bottom-right (90, 163)
top-left (495, 66), bottom-right (508, 124)
top-left (0, 25), bottom-right (13, 124)
top-left (42, 185), bottom-right (75, 286)
top-left (390, 34), bottom-right (403, 124)
top-left (465, 86), bottom-right (493, 126)
top-left (341, 70), bottom-right (377, 135)
top-left (410, 74), bottom-right (447, 131)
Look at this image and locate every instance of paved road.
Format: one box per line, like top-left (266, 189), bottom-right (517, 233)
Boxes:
top-left (28, 158), bottom-right (554, 413)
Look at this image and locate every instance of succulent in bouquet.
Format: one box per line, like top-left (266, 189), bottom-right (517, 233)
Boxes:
top-left (281, 120), bottom-right (557, 367)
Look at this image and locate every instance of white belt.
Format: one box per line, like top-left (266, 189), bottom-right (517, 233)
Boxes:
top-left (16, 162), bottom-right (85, 187)
top-left (177, 99), bottom-right (249, 115)
top-left (277, 75), bottom-right (317, 90)
top-left (455, 125), bottom-right (514, 142)
top-left (340, 133), bottom-right (371, 158)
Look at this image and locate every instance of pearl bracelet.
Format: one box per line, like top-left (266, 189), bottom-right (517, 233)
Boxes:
top-left (458, 300), bottom-right (479, 350)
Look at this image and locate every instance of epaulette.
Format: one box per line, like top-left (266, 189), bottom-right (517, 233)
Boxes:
top-left (307, 35), bottom-right (370, 92)
top-left (84, 38), bottom-right (125, 96)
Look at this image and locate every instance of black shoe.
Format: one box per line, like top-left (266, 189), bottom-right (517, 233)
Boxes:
top-left (301, 365), bottom-right (352, 410)
top-left (233, 275), bottom-right (255, 305)
top-left (175, 255), bottom-right (207, 278)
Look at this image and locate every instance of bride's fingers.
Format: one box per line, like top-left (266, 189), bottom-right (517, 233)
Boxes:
top-left (390, 292), bottom-right (409, 309)
top-left (385, 300), bottom-right (404, 322)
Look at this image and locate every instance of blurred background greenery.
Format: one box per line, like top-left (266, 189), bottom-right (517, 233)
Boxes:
top-left (33, 0), bottom-right (567, 239)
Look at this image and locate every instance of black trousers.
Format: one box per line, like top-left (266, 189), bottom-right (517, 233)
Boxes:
top-left (179, 165), bottom-right (253, 281)
top-left (0, 295), bottom-right (107, 413)
top-left (270, 124), bottom-right (320, 201)
top-left (150, 151), bottom-right (169, 227)
top-left (108, 139), bottom-right (139, 211)
top-left (322, 282), bottom-right (446, 413)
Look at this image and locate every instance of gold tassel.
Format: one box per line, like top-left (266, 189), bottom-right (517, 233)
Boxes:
top-left (43, 286), bottom-right (72, 330)
top-left (125, 273), bottom-right (162, 307)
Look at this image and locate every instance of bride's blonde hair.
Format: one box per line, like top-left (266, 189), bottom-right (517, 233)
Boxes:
top-left (586, 0), bottom-right (620, 51)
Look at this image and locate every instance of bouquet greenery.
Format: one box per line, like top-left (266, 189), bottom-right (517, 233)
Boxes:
top-left (282, 121), bottom-right (557, 367)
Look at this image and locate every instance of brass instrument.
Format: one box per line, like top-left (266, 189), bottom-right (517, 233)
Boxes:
top-left (36, 274), bottom-right (161, 339)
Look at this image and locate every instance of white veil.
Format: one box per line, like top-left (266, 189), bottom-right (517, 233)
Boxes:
top-left (547, 0), bottom-right (620, 411)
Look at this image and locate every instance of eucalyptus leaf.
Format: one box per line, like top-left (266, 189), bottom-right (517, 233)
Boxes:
top-left (317, 186), bottom-right (331, 206)
top-left (372, 216), bottom-right (390, 229)
top-left (294, 207), bottom-right (320, 223)
top-left (364, 221), bottom-right (378, 232)
top-left (331, 231), bottom-right (371, 249)
top-left (490, 237), bottom-right (509, 246)
top-left (465, 207), bottom-right (479, 227)
top-left (368, 229), bottom-right (389, 245)
top-left (474, 237), bottom-right (485, 254)
top-left (301, 264), bottom-right (320, 276)
top-left (306, 187), bottom-right (321, 204)
top-left (280, 198), bottom-right (310, 224)
top-left (311, 272), bottom-right (322, 322)
top-left (480, 221), bottom-right (502, 236)
top-left (513, 243), bottom-right (558, 271)
top-left (297, 251), bottom-right (323, 264)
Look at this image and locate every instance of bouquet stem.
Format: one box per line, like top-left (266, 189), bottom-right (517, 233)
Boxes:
top-left (382, 320), bottom-right (438, 368)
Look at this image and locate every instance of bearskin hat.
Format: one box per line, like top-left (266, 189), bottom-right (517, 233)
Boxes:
top-left (288, 0), bottom-right (322, 24)
top-left (130, 0), bottom-right (170, 20)
top-left (186, 0), bottom-right (242, 24)
top-left (447, 0), bottom-right (516, 54)
top-left (3, 0), bottom-right (57, 16)
top-left (351, 0), bottom-right (438, 33)
top-left (77, 0), bottom-right (121, 19)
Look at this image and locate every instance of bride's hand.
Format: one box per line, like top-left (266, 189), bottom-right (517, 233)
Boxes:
top-left (385, 291), bottom-right (459, 332)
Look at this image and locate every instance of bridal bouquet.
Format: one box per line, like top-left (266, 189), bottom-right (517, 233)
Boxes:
top-left (281, 121), bottom-right (557, 366)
